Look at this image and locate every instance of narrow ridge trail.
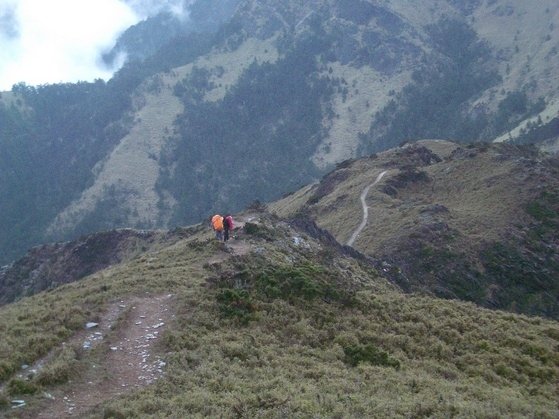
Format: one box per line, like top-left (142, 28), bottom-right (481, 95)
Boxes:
top-left (30, 295), bottom-right (174, 418)
top-left (346, 171), bottom-right (387, 247)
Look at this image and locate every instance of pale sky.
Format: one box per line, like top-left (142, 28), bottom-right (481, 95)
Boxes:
top-left (0, 0), bottom-right (186, 91)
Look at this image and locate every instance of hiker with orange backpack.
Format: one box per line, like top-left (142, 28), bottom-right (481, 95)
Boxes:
top-left (211, 214), bottom-right (224, 241)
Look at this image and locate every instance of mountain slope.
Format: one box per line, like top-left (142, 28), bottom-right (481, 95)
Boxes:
top-left (2, 0), bottom-right (559, 265)
top-left (271, 140), bottom-right (559, 318)
top-left (0, 226), bottom-right (202, 307)
top-left (0, 211), bottom-right (557, 417)
top-left (45, 71), bottom-right (186, 236)
top-left (104, 0), bottom-right (242, 64)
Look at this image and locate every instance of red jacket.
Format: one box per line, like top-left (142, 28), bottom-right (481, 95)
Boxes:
top-left (223, 215), bottom-right (234, 230)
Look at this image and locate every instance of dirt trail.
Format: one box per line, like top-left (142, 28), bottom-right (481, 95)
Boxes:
top-left (346, 171), bottom-right (387, 247)
top-left (26, 294), bottom-right (174, 418)
top-left (207, 235), bottom-right (252, 264)
top-left (207, 218), bottom-right (253, 264)
top-left (14, 218), bottom-right (256, 418)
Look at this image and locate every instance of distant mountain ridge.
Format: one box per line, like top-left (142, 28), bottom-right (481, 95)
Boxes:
top-left (1, 0), bottom-right (559, 264)
top-left (4, 140), bottom-right (558, 321)
top-left (271, 140), bottom-right (559, 319)
top-left (103, 0), bottom-right (241, 64)
top-left (0, 226), bottom-right (201, 307)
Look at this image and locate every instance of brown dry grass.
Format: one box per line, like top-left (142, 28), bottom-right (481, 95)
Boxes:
top-left (272, 140), bottom-right (551, 253)
top-left (0, 212), bottom-right (557, 417)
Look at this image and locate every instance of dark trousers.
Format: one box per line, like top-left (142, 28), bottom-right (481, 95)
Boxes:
top-left (224, 228), bottom-right (230, 241)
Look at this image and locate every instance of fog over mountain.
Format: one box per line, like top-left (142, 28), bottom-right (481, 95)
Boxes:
top-left (0, 0), bottom-right (192, 90)
top-left (123, 0), bottom-right (192, 17)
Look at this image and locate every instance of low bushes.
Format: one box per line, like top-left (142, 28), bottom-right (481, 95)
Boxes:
top-left (343, 343), bottom-right (400, 369)
top-left (213, 259), bottom-right (356, 325)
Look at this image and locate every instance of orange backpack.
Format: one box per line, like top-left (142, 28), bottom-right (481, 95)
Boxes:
top-left (212, 215), bottom-right (224, 231)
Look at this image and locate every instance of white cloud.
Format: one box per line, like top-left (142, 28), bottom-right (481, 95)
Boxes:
top-left (0, 0), bottom-right (141, 91)
top-left (124, 0), bottom-right (187, 18)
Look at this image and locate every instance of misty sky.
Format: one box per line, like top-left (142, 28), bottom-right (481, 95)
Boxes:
top-left (0, 0), bottom-right (187, 91)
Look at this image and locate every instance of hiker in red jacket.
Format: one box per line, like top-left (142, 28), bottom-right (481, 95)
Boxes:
top-left (223, 215), bottom-right (234, 242)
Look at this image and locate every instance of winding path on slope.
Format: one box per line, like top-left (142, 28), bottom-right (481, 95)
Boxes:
top-left (346, 171), bottom-right (387, 247)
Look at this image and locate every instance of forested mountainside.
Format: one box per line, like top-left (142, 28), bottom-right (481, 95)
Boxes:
top-left (1, 0), bottom-right (559, 265)
top-left (271, 140), bottom-right (559, 319)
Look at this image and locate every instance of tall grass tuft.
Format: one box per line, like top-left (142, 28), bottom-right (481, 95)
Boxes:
top-left (35, 345), bottom-right (82, 386)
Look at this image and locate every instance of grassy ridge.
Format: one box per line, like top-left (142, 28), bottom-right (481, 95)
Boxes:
top-left (100, 272), bottom-right (558, 417)
top-left (0, 232), bottom-right (213, 384)
top-left (272, 141), bottom-right (559, 318)
top-left (0, 217), bottom-right (558, 417)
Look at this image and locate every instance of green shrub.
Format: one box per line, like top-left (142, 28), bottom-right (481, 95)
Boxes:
top-left (526, 201), bottom-right (557, 223)
top-left (214, 261), bottom-right (355, 315)
top-left (343, 343), bottom-right (400, 370)
top-left (62, 306), bottom-right (88, 330)
top-left (7, 378), bottom-right (39, 396)
top-left (162, 331), bottom-right (200, 351)
top-left (0, 361), bottom-right (15, 381)
top-left (213, 261), bottom-right (355, 327)
top-left (243, 222), bottom-right (274, 240)
top-left (188, 239), bottom-right (211, 251)
top-left (103, 407), bottom-right (131, 419)
top-left (216, 289), bottom-right (256, 324)
top-left (257, 264), bottom-right (337, 302)
top-left (481, 242), bottom-right (559, 317)
top-left (494, 363), bottom-right (516, 380)
top-left (243, 222), bottom-right (260, 235)
top-left (525, 191), bottom-right (558, 226)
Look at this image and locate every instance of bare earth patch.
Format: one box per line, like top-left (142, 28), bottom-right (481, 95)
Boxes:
top-left (23, 294), bottom-right (175, 418)
top-left (205, 217), bottom-right (254, 265)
